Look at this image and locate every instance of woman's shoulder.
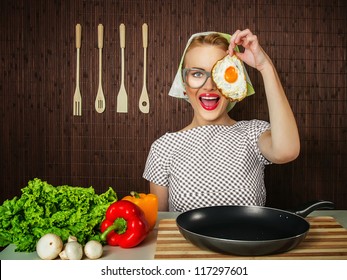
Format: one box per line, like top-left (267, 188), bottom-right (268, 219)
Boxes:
top-left (152, 120), bottom-right (270, 145)
top-left (150, 130), bottom-right (183, 149)
top-left (234, 119), bottom-right (270, 131)
top-left (155, 121), bottom-right (268, 139)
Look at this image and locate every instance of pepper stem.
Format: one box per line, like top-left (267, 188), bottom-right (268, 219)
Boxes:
top-left (130, 191), bottom-right (140, 199)
top-left (100, 218), bottom-right (127, 241)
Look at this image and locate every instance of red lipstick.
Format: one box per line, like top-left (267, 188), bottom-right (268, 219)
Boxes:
top-left (199, 93), bottom-right (220, 111)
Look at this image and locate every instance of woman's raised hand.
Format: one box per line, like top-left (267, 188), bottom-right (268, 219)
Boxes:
top-left (228, 29), bottom-right (271, 72)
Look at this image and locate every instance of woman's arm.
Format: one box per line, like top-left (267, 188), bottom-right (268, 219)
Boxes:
top-left (150, 182), bottom-right (169, 211)
top-left (229, 29), bottom-right (300, 163)
top-left (257, 61), bottom-right (300, 163)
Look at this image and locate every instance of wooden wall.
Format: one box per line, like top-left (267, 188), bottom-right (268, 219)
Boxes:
top-left (0, 0), bottom-right (346, 209)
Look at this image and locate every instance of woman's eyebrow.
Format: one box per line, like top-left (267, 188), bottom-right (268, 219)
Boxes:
top-left (189, 67), bottom-right (208, 71)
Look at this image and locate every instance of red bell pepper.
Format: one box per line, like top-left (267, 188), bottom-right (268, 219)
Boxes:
top-left (100, 200), bottom-right (149, 248)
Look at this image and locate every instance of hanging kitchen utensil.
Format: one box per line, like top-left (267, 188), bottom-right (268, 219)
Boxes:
top-left (95, 23), bottom-right (106, 113)
top-left (176, 200), bottom-right (334, 256)
top-left (73, 23), bottom-right (82, 116)
top-left (139, 23), bottom-right (149, 113)
top-left (116, 23), bottom-right (128, 113)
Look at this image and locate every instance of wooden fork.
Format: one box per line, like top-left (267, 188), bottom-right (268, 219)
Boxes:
top-left (73, 23), bottom-right (82, 116)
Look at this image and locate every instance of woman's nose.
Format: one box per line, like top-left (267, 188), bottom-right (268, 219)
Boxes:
top-left (203, 76), bottom-right (217, 90)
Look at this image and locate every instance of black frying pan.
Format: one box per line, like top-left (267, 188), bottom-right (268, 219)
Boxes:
top-left (176, 200), bottom-right (334, 256)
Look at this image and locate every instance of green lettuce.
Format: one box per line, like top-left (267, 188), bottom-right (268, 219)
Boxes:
top-left (0, 178), bottom-right (117, 252)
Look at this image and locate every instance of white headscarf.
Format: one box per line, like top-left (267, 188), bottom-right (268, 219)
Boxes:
top-left (168, 31), bottom-right (255, 111)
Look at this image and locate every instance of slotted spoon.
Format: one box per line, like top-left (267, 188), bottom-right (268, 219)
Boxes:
top-left (116, 23), bottom-right (128, 113)
top-left (73, 23), bottom-right (82, 116)
top-left (95, 23), bottom-right (105, 113)
top-left (139, 23), bottom-right (149, 113)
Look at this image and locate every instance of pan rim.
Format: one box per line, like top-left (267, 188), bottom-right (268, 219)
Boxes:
top-left (176, 204), bottom-right (310, 243)
top-left (176, 221), bottom-right (308, 243)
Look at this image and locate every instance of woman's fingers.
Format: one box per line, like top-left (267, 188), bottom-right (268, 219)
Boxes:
top-left (229, 29), bottom-right (257, 55)
top-left (228, 29), bottom-right (241, 55)
top-left (229, 29), bottom-right (266, 69)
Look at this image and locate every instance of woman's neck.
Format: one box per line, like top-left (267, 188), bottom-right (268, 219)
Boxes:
top-left (183, 115), bottom-right (236, 131)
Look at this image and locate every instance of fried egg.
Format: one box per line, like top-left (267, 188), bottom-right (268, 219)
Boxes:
top-left (212, 55), bottom-right (247, 101)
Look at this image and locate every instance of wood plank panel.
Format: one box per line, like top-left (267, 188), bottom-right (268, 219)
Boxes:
top-left (154, 217), bottom-right (347, 260)
top-left (0, 0), bottom-right (346, 209)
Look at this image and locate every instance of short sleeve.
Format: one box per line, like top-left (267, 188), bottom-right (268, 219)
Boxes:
top-left (247, 120), bottom-right (271, 165)
top-left (142, 142), bottom-right (169, 187)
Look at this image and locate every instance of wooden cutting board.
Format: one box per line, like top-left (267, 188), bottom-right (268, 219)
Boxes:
top-left (154, 216), bottom-right (347, 259)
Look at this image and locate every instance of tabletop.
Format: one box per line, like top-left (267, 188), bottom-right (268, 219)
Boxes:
top-left (0, 210), bottom-right (346, 260)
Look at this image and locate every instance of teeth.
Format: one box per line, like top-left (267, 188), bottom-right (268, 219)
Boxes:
top-left (201, 96), bottom-right (218, 100)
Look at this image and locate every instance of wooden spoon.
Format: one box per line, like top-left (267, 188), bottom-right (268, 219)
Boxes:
top-left (139, 23), bottom-right (149, 113)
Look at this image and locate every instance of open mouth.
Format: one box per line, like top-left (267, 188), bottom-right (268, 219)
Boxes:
top-left (199, 94), bottom-right (220, 111)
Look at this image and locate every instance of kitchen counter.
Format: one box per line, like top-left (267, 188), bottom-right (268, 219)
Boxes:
top-left (0, 210), bottom-right (346, 260)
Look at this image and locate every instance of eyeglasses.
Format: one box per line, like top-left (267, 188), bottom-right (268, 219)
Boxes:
top-left (182, 68), bottom-right (213, 89)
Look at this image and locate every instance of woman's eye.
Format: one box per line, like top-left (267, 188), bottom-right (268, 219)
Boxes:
top-left (191, 71), bottom-right (205, 78)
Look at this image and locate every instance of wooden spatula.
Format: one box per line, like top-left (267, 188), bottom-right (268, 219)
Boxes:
top-left (116, 23), bottom-right (128, 113)
top-left (139, 23), bottom-right (149, 113)
top-left (95, 23), bottom-right (106, 113)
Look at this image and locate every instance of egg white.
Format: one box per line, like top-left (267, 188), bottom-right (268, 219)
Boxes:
top-left (212, 55), bottom-right (247, 101)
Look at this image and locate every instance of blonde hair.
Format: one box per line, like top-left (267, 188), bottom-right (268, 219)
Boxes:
top-left (183, 33), bottom-right (229, 67)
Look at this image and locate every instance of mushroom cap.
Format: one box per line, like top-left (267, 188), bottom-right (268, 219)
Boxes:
top-left (84, 240), bottom-right (103, 259)
top-left (36, 233), bottom-right (63, 260)
top-left (64, 241), bottom-right (83, 260)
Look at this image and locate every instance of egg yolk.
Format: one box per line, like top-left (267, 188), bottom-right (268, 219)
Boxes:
top-left (224, 66), bottom-right (238, 83)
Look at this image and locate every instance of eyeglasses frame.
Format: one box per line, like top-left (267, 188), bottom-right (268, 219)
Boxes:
top-left (182, 67), bottom-right (214, 89)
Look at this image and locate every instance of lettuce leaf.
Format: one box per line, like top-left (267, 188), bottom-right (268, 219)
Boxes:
top-left (0, 178), bottom-right (117, 252)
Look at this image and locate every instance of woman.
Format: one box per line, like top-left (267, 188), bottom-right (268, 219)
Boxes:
top-left (143, 29), bottom-right (300, 212)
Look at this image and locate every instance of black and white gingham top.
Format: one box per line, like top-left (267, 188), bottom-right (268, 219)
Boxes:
top-left (143, 120), bottom-right (271, 212)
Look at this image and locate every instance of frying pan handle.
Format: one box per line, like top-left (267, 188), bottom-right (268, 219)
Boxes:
top-left (293, 200), bottom-right (335, 217)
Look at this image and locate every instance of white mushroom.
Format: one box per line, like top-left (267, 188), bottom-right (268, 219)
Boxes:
top-left (59, 244), bottom-right (69, 260)
top-left (59, 236), bottom-right (79, 260)
top-left (67, 235), bottom-right (78, 242)
top-left (84, 240), bottom-right (103, 259)
top-left (61, 241), bottom-right (83, 260)
top-left (36, 233), bottom-right (63, 260)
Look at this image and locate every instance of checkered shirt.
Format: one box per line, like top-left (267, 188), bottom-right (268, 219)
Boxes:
top-left (143, 120), bottom-right (271, 212)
